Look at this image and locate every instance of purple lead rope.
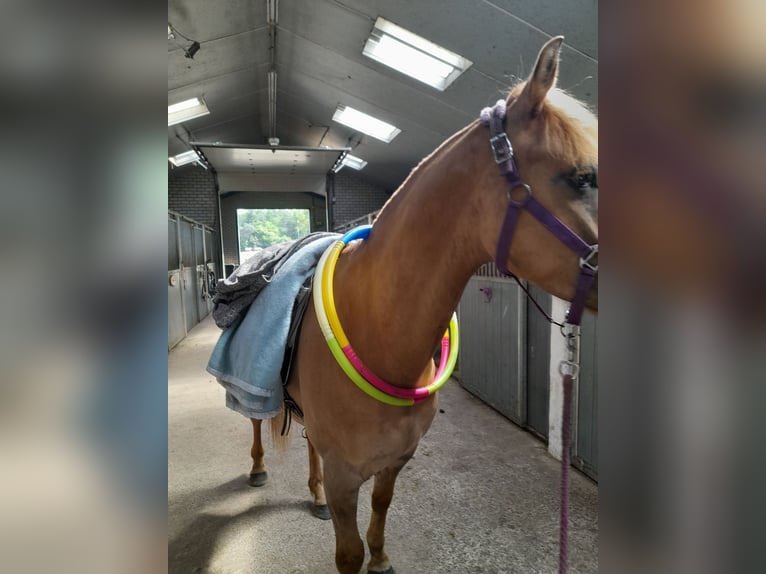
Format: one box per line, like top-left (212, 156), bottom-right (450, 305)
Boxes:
top-left (559, 374), bottom-right (573, 574)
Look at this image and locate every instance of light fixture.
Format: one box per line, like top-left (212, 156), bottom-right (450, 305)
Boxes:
top-left (332, 105), bottom-right (401, 143)
top-left (168, 97), bottom-right (210, 126)
top-left (363, 17), bottom-right (472, 91)
top-left (332, 152), bottom-right (367, 173)
top-left (266, 0), bottom-right (278, 25)
top-left (267, 69), bottom-right (277, 143)
top-left (340, 153), bottom-right (367, 170)
top-left (184, 41), bottom-right (201, 59)
top-left (168, 150), bottom-right (201, 167)
top-left (168, 22), bottom-right (201, 59)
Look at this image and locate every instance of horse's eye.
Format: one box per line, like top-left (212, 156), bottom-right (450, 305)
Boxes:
top-left (568, 169), bottom-right (597, 192)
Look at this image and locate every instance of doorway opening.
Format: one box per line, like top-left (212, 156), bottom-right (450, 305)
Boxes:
top-left (236, 208), bottom-right (310, 263)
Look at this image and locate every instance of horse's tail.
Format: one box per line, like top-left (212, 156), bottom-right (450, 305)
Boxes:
top-left (269, 406), bottom-right (290, 451)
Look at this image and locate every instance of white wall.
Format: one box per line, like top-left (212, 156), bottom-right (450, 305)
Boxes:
top-left (548, 296), bottom-right (572, 461)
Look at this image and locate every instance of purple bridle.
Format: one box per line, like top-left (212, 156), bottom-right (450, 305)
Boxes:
top-left (480, 99), bottom-right (598, 574)
top-left (479, 99), bottom-right (598, 326)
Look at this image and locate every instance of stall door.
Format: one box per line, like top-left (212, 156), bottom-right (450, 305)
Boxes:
top-left (574, 312), bottom-right (598, 479)
top-left (459, 271), bottom-right (527, 425)
top-left (525, 285), bottom-right (551, 440)
top-left (193, 225), bottom-right (208, 321)
top-left (179, 221), bottom-right (198, 331)
top-left (168, 216), bottom-right (185, 349)
top-left (204, 228), bottom-right (216, 312)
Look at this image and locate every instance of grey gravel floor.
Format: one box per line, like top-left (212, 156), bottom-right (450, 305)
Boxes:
top-left (169, 315), bottom-right (598, 574)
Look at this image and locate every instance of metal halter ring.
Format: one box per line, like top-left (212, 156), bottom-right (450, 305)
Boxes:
top-left (579, 244), bottom-right (598, 272)
top-left (508, 183), bottom-right (532, 207)
top-left (560, 323), bottom-right (581, 339)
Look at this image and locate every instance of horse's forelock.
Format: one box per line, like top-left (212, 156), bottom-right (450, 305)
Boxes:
top-left (540, 89), bottom-right (598, 166)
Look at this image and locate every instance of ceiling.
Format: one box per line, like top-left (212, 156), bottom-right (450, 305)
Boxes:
top-left (168, 0), bottom-right (597, 192)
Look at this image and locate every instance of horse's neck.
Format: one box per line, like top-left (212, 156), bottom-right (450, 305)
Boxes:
top-left (333, 122), bottom-right (491, 388)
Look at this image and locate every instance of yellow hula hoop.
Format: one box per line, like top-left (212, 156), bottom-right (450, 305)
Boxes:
top-left (313, 226), bottom-right (459, 406)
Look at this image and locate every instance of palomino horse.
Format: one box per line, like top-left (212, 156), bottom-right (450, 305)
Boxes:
top-left (248, 36), bottom-right (597, 573)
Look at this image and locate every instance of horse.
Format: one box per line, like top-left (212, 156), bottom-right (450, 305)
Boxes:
top-left (247, 36), bottom-right (597, 573)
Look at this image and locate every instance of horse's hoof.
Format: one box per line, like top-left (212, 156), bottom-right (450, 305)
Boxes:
top-left (248, 471), bottom-right (268, 487)
top-left (367, 568), bottom-right (394, 574)
top-left (311, 504), bottom-right (331, 520)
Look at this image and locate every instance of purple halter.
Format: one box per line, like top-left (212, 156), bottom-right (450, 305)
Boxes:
top-left (479, 100), bottom-right (598, 326)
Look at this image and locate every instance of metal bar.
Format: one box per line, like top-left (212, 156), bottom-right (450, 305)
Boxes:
top-left (174, 212), bottom-right (187, 338)
top-left (266, 0), bottom-right (278, 25)
top-left (515, 285), bottom-right (528, 426)
top-left (201, 223), bottom-right (210, 314)
top-left (190, 141), bottom-right (350, 152)
top-left (325, 172), bottom-right (335, 231)
top-left (190, 223), bottom-right (198, 328)
top-left (336, 209), bottom-right (381, 232)
top-left (268, 69), bottom-right (277, 140)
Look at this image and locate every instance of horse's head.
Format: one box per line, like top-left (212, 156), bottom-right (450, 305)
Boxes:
top-left (477, 37), bottom-right (598, 312)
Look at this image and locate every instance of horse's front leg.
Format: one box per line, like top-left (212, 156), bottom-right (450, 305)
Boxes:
top-left (307, 435), bottom-right (331, 520)
top-left (248, 418), bottom-right (268, 486)
top-left (366, 460), bottom-right (409, 574)
top-left (324, 458), bottom-right (365, 574)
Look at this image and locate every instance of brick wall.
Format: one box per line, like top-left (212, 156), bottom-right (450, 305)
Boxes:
top-left (168, 165), bottom-right (389, 274)
top-left (168, 165), bottom-right (218, 229)
top-left (332, 171), bottom-right (391, 229)
top-left (168, 164), bottom-right (220, 275)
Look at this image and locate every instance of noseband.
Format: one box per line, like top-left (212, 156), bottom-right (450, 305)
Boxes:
top-left (480, 100), bottom-right (598, 326)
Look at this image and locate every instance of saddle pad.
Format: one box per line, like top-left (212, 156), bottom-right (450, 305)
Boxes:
top-left (206, 234), bottom-right (338, 419)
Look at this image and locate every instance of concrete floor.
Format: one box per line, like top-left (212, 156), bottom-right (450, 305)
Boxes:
top-left (169, 315), bottom-right (598, 574)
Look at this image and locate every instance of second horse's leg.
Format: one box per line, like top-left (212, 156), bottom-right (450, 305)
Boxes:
top-left (307, 435), bottom-right (331, 520)
top-left (248, 418), bottom-right (268, 487)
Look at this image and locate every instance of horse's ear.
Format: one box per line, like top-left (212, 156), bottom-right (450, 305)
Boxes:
top-left (519, 36), bottom-right (564, 117)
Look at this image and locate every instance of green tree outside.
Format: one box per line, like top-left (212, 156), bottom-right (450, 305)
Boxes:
top-left (237, 209), bottom-right (310, 260)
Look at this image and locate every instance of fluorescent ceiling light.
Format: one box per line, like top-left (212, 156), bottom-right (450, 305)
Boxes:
top-left (332, 105), bottom-right (401, 143)
top-left (266, 0), bottom-right (278, 24)
top-left (230, 149), bottom-right (310, 168)
top-left (341, 153), bottom-right (367, 170)
top-left (168, 150), bottom-right (201, 167)
top-left (363, 17), bottom-right (472, 91)
top-left (168, 97), bottom-right (209, 126)
top-left (333, 152), bottom-right (368, 173)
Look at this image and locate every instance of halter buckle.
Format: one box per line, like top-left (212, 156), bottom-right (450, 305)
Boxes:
top-left (489, 133), bottom-right (513, 164)
top-left (579, 244), bottom-right (599, 273)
